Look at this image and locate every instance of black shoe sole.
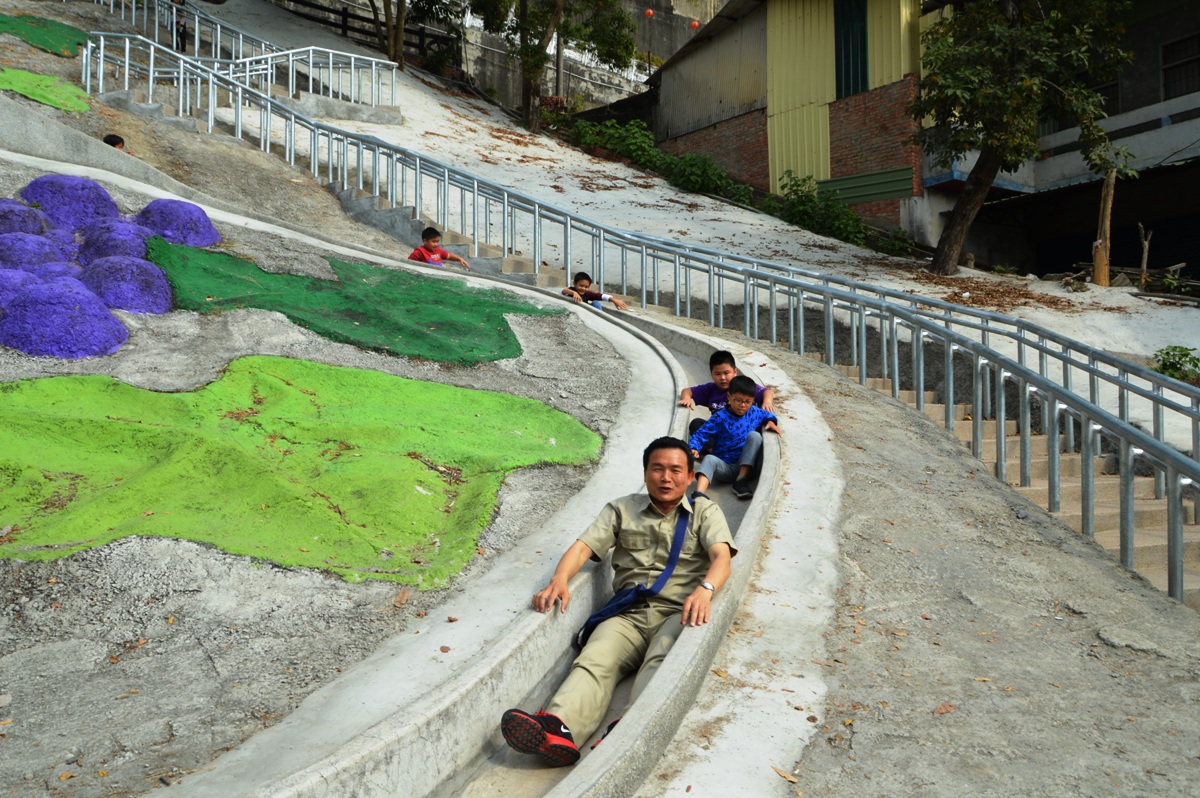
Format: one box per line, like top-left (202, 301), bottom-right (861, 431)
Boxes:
top-left (501, 710), bottom-right (580, 767)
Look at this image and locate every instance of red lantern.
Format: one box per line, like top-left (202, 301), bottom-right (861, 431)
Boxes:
top-left (644, 8), bottom-right (654, 17)
top-left (690, 20), bottom-right (700, 29)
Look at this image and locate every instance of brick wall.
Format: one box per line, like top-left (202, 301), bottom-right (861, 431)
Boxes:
top-left (828, 75), bottom-right (922, 224)
top-left (660, 108), bottom-right (770, 192)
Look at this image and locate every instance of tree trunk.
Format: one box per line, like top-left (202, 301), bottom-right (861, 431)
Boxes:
top-left (1092, 167), bottom-right (1116, 286)
top-left (929, 147), bottom-right (1004, 275)
top-left (392, 0), bottom-right (407, 68)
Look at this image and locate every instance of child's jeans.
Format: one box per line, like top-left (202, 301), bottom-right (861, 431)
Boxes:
top-left (589, 300), bottom-right (604, 310)
top-left (695, 431), bottom-right (763, 484)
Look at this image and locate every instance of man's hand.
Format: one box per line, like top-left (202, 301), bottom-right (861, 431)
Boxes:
top-left (533, 577), bottom-right (570, 614)
top-left (681, 586), bottom-right (713, 626)
top-left (690, 448), bottom-right (701, 460)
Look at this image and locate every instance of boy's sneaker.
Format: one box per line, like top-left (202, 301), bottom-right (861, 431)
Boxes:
top-left (731, 478), bottom-right (754, 499)
top-left (500, 709), bottom-right (580, 767)
top-left (590, 716), bottom-right (621, 750)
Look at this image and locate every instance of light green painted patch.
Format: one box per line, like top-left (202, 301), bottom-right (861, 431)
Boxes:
top-left (0, 13), bottom-right (87, 58)
top-left (0, 356), bottom-right (600, 586)
top-left (0, 66), bottom-right (89, 112)
top-left (147, 238), bottom-right (561, 365)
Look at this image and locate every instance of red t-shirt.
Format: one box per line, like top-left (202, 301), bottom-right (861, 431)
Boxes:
top-left (409, 246), bottom-right (450, 266)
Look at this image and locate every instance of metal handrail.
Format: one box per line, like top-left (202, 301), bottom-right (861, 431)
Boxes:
top-left (89, 0), bottom-right (399, 105)
top-left (80, 32), bottom-right (1200, 605)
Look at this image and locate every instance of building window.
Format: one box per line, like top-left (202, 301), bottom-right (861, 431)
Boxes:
top-left (1163, 33), bottom-right (1200, 100)
top-left (835, 0), bottom-right (868, 99)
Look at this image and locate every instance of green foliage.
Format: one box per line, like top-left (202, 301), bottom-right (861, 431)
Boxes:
top-left (468, 0), bottom-right (635, 126)
top-left (1151, 346), bottom-right (1200, 384)
top-left (911, 0), bottom-right (1133, 174)
top-left (877, 228), bottom-right (915, 258)
top-left (665, 153), bottom-right (730, 195)
top-left (990, 262), bottom-right (1019, 276)
top-left (777, 171), bottom-right (866, 246)
top-left (726, 183), bottom-right (754, 207)
top-left (1161, 272), bottom-right (1190, 295)
top-left (574, 119), bottom-right (667, 172)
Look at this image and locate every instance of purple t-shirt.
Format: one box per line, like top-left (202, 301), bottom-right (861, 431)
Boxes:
top-left (689, 381), bottom-right (766, 413)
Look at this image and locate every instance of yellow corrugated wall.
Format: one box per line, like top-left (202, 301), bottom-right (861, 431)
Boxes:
top-left (767, 0), bottom-right (835, 184)
top-left (766, 0), bottom-right (921, 191)
top-left (867, 0), bottom-right (921, 88)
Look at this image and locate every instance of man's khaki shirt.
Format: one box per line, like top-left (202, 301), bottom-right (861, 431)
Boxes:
top-left (577, 493), bottom-right (736, 607)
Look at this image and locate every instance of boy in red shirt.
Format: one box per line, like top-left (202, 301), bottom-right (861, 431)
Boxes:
top-left (408, 226), bottom-right (470, 270)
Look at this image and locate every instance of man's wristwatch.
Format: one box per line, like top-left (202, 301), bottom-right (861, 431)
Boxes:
top-left (700, 581), bottom-right (715, 592)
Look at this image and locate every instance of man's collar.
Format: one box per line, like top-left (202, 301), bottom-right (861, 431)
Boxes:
top-left (644, 495), bottom-right (691, 516)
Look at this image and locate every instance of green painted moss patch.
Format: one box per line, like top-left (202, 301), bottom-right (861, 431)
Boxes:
top-left (0, 356), bottom-right (600, 585)
top-left (146, 238), bottom-right (561, 364)
top-left (0, 67), bottom-right (89, 112)
top-left (0, 13), bottom-right (87, 58)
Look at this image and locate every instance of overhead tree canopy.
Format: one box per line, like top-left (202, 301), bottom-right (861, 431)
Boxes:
top-left (910, 0), bottom-right (1133, 275)
top-left (469, 0), bottom-right (635, 130)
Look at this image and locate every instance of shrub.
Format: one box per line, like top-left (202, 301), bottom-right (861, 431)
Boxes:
top-left (80, 255), bottom-right (172, 314)
top-left (0, 268), bottom-right (38, 309)
top-left (16, 261), bottom-right (83, 281)
top-left (878, 228), bottom-right (915, 258)
top-left (78, 220), bottom-right (153, 266)
top-left (777, 170), bottom-right (866, 246)
top-left (0, 199), bottom-right (48, 235)
top-left (1152, 345), bottom-right (1200, 385)
top-left (0, 278), bottom-right (128, 359)
top-left (19, 174), bottom-right (120, 231)
top-left (134, 199), bottom-right (221, 247)
top-left (43, 228), bottom-right (79, 263)
top-left (666, 152), bottom-right (730, 195)
top-left (0, 232), bottom-right (64, 268)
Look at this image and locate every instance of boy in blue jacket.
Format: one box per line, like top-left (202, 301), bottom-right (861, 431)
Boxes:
top-left (688, 375), bottom-right (779, 499)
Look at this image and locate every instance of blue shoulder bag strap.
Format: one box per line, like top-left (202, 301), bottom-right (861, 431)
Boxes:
top-left (575, 502), bottom-right (692, 650)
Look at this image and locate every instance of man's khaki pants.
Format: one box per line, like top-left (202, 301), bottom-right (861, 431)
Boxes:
top-left (546, 599), bottom-right (685, 742)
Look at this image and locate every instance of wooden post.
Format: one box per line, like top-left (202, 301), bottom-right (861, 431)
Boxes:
top-left (1138, 222), bottom-right (1153, 290)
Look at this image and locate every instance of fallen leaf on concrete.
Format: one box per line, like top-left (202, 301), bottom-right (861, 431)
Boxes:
top-left (712, 668), bottom-right (728, 678)
top-left (0, 719), bottom-right (11, 726)
top-left (974, 677), bottom-right (991, 682)
top-left (447, 616), bottom-right (459, 623)
top-left (393, 589), bottom-right (410, 608)
top-left (416, 610), bottom-right (427, 617)
top-left (439, 645), bottom-right (451, 653)
top-left (771, 765), bottom-right (798, 783)
top-left (59, 773), bottom-right (77, 781)
top-left (933, 702), bottom-right (957, 715)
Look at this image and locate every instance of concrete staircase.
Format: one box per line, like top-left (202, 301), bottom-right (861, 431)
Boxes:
top-left (836, 365), bottom-right (1200, 610)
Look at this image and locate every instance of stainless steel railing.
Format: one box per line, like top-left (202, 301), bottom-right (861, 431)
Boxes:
top-left (89, 0), bottom-right (399, 105)
top-left (79, 31), bottom-right (1200, 604)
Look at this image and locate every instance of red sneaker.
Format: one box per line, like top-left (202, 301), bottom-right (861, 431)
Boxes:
top-left (500, 708), bottom-right (580, 767)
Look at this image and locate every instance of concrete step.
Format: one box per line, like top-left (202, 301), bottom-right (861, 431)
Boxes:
top-left (1092, 524), bottom-right (1200, 570)
top-left (949, 418), bottom-right (1020, 440)
top-left (1131, 562), bottom-right (1200, 611)
top-left (1052, 500), bottom-right (1171, 535)
top-left (1014, 474), bottom-right (1157, 505)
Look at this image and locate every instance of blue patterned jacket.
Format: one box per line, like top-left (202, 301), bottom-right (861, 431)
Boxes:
top-left (688, 405), bottom-right (777, 463)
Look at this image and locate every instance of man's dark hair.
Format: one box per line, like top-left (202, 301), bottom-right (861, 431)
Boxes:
top-left (572, 271), bottom-right (592, 284)
top-left (642, 436), bottom-right (695, 471)
top-left (708, 350), bottom-right (736, 370)
top-left (420, 226), bottom-right (441, 241)
top-left (728, 375), bottom-right (756, 398)
top-left (102, 134), bottom-right (124, 148)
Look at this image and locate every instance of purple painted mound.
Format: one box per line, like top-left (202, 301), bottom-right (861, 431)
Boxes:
top-left (134, 198), bottom-right (221, 246)
top-left (80, 255), bottom-right (172, 314)
top-left (0, 279), bottom-right (128, 359)
top-left (43, 228), bottom-right (81, 263)
top-left (0, 268), bottom-right (38, 309)
top-left (15, 261), bottom-right (84, 281)
top-left (0, 199), bottom-right (49, 235)
top-left (20, 174), bottom-right (120, 232)
top-left (79, 220), bottom-right (154, 266)
top-left (0, 232), bottom-right (65, 269)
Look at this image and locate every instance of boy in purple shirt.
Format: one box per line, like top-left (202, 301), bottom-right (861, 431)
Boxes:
top-left (689, 376), bottom-right (780, 499)
top-left (678, 350), bottom-right (775, 443)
